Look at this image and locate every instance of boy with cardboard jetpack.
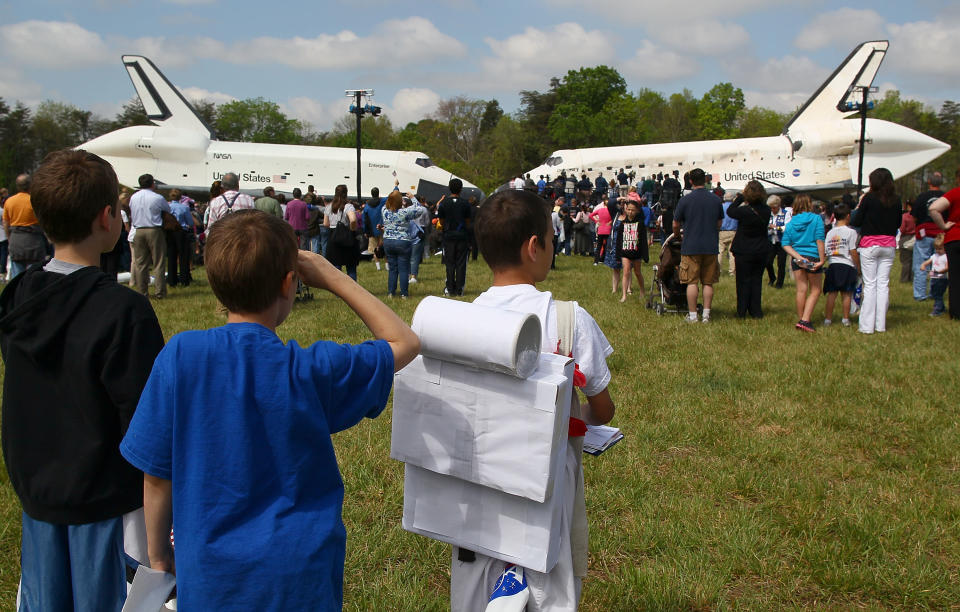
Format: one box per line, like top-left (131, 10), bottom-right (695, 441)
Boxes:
top-left (452, 189), bottom-right (616, 611)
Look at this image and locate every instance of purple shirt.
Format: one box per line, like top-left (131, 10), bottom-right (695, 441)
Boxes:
top-left (284, 198), bottom-right (310, 231)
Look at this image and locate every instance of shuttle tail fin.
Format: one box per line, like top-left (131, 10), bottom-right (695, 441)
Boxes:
top-left (121, 55), bottom-right (215, 138)
top-left (783, 40), bottom-right (889, 134)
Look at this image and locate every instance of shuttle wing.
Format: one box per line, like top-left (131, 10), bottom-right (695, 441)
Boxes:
top-left (121, 55), bottom-right (215, 138)
top-left (783, 40), bottom-right (888, 132)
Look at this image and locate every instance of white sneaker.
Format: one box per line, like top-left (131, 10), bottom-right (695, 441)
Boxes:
top-left (686, 313), bottom-right (699, 323)
top-left (823, 319), bottom-right (832, 327)
top-left (841, 318), bottom-right (851, 327)
top-left (701, 314), bottom-right (710, 323)
top-left (485, 564), bottom-right (529, 612)
top-left (385, 262), bottom-right (389, 271)
top-left (375, 262), bottom-right (381, 271)
top-left (409, 277), bottom-right (418, 284)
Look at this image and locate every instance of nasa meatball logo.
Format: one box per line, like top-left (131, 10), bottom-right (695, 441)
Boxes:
top-left (792, 169), bottom-right (801, 178)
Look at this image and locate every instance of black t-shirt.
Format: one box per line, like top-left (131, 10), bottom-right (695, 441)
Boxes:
top-left (438, 196), bottom-right (471, 240)
top-left (674, 188), bottom-right (724, 255)
top-left (911, 189), bottom-right (944, 225)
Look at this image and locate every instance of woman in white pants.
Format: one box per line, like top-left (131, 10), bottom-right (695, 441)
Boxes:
top-left (850, 168), bottom-right (902, 334)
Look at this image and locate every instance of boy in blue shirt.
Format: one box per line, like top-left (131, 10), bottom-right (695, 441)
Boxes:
top-left (120, 209), bottom-right (419, 610)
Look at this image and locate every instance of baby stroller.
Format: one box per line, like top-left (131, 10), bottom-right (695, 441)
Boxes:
top-left (647, 233), bottom-right (702, 316)
top-left (295, 277), bottom-right (314, 302)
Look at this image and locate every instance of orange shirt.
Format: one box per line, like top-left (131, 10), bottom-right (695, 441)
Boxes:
top-left (2, 193), bottom-right (39, 227)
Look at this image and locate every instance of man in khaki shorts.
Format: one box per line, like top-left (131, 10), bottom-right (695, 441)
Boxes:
top-left (673, 168), bottom-right (724, 322)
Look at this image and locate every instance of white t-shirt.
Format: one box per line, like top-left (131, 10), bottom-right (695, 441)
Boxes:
top-left (473, 284), bottom-right (612, 397)
top-left (825, 225), bottom-right (858, 268)
top-left (324, 203), bottom-right (356, 227)
top-left (929, 252), bottom-right (948, 279)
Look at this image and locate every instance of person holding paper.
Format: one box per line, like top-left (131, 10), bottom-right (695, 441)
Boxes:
top-left (450, 189), bottom-right (616, 611)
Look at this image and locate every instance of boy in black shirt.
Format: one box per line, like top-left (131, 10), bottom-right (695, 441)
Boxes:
top-left (0, 149), bottom-right (165, 611)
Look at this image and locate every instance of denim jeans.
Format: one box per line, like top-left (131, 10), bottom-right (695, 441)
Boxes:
top-left (931, 277), bottom-right (948, 314)
top-left (319, 226), bottom-right (330, 258)
top-left (9, 259), bottom-right (27, 279)
top-left (309, 234), bottom-right (321, 255)
top-left (410, 236), bottom-right (425, 277)
top-left (912, 235), bottom-right (934, 299)
top-left (384, 238), bottom-right (412, 296)
top-left (859, 245), bottom-right (895, 333)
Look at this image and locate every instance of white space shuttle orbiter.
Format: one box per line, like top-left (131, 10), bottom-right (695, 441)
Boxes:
top-left (80, 56), bottom-right (484, 202)
top-left (522, 41), bottom-right (949, 195)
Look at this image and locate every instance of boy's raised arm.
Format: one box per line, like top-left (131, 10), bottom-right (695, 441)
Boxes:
top-left (297, 251), bottom-right (420, 370)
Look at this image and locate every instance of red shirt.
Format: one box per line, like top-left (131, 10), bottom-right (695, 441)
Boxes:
top-left (943, 187), bottom-right (960, 244)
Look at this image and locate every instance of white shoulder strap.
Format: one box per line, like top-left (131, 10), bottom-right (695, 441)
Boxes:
top-left (555, 299), bottom-right (575, 357)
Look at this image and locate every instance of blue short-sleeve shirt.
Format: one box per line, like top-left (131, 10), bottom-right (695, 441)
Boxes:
top-left (120, 323), bottom-right (393, 611)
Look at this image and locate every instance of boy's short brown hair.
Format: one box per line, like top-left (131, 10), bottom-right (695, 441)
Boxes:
top-left (205, 209), bottom-right (298, 313)
top-left (31, 149), bottom-right (119, 244)
top-left (475, 190), bottom-right (550, 271)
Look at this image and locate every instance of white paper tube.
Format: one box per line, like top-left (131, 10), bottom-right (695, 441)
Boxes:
top-left (411, 296), bottom-right (542, 378)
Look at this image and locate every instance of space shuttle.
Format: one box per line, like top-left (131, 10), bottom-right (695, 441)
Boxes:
top-left (523, 41), bottom-right (949, 196)
top-left (80, 56), bottom-right (484, 202)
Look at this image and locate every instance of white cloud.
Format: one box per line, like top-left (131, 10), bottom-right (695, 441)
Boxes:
top-left (478, 23), bottom-right (615, 90)
top-left (887, 19), bottom-right (960, 79)
top-left (386, 88), bottom-right (441, 127)
top-left (0, 21), bottom-right (110, 68)
top-left (793, 8), bottom-right (886, 50)
top-left (282, 97), bottom-right (348, 132)
top-left (181, 87), bottom-right (235, 105)
top-left (223, 17), bottom-right (465, 69)
top-left (652, 20), bottom-right (749, 55)
top-left (0, 65), bottom-right (43, 104)
top-left (743, 90), bottom-right (808, 113)
top-left (621, 40), bottom-right (698, 82)
top-left (724, 54), bottom-right (828, 94)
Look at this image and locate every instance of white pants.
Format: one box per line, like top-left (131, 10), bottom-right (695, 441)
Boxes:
top-left (858, 245), bottom-right (895, 333)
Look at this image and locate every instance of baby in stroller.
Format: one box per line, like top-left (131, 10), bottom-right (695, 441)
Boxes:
top-left (647, 233), bottom-right (701, 316)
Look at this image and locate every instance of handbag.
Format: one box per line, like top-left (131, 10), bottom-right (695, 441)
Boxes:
top-left (161, 210), bottom-right (180, 232)
top-left (331, 210), bottom-right (355, 248)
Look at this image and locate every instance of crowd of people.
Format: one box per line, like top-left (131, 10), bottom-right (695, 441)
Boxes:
top-left (510, 164), bottom-right (959, 330)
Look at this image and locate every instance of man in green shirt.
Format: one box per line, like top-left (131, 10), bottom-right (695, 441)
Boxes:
top-left (255, 187), bottom-right (283, 218)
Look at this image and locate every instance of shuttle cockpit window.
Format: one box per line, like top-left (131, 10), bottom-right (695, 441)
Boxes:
top-left (415, 157), bottom-right (435, 168)
top-left (543, 156), bottom-right (563, 167)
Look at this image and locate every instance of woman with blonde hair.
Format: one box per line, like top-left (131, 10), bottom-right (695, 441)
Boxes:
top-left (380, 190), bottom-right (424, 298)
top-left (782, 193), bottom-right (826, 332)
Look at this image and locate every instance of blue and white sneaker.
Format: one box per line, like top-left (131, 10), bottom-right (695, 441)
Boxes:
top-left (485, 563), bottom-right (529, 612)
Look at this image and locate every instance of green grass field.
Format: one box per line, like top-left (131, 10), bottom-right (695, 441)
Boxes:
top-left (1, 251), bottom-right (958, 611)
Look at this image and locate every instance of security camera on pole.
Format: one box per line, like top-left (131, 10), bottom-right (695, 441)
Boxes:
top-left (845, 85), bottom-right (878, 197)
top-left (345, 89), bottom-right (382, 202)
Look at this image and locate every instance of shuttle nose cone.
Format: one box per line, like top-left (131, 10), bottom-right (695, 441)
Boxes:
top-left (858, 119), bottom-right (951, 181)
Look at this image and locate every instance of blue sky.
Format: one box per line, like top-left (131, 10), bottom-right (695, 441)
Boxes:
top-left (2, 0), bottom-right (959, 133)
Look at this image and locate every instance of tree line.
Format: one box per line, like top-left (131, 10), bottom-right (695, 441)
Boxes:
top-left (2, 65), bottom-right (957, 196)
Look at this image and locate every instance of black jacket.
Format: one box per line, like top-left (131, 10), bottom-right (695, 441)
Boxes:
top-left (851, 193), bottom-right (901, 237)
top-left (728, 201), bottom-right (772, 256)
top-left (0, 265), bottom-right (164, 524)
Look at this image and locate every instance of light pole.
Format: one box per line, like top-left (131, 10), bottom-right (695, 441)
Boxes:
top-left (345, 89), bottom-right (381, 203)
top-left (845, 85), bottom-right (878, 197)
